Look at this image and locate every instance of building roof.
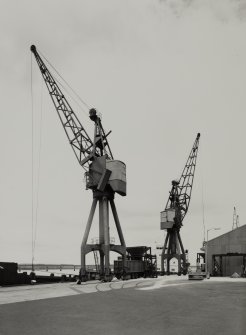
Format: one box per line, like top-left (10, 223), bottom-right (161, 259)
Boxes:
top-left (208, 224), bottom-right (246, 243)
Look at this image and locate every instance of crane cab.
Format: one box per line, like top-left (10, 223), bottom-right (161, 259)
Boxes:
top-left (86, 156), bottom-right (126, 196)
top-left (160, 209), bottom-right (175, 229)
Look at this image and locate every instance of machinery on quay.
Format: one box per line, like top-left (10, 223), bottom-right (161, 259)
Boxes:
top-left (187, 264), bottom-right (205, 280)
top-left (160, 133), bottom-right (200, 275)
top-left (114, 246), bottom-right (157, 280)
top-left (31, 45), bottom-right (127, 282)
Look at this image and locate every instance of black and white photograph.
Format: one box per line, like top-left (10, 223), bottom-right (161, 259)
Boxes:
top-left (0, 1), bottom-right (246, 334)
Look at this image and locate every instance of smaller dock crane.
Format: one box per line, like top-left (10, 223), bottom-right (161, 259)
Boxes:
top-left (160, 133), bottom-right (200, 275)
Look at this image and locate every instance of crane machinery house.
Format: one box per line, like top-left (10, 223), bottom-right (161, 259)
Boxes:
top-left (86, 156), bottom-right (126, 196)
top-left (160, 208), bottom-right (176, 229)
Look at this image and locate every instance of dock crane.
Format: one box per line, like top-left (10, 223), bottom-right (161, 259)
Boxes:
top-left (160, 133), bottom-right (200, 275)
top-left (30, 45), bottom-right (126, 282)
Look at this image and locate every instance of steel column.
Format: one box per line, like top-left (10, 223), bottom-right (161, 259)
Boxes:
top-left (161, 230), bottom-right (187, 275)
top-left (161, 232), bottom-right (169, 273)
top-left (102, 196), bottom-right (110, 279)
top-left (110, 199), bottom-right (126, 272)
top-left (80, 198), bottom-right (98, 279)
top-left (99, 200), bottom-right (105, 276)
top-left (110, 199), bottom-right (126, 247)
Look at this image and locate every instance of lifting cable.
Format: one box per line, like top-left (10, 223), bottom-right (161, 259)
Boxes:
top-left (30, 54), bottom-right (44, 270)
top-left (200, 140), bottom-right (206, 243)
top-left (30, 48), bottom-right (92, 268)
top-left (38, 48), bottom-right (91, 116)
top-left (31, 52), bottom-right (34, 270)
top-left (33, 81), bottom-right (44, 262)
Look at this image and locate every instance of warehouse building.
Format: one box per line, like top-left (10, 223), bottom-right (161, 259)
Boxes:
top-left (207, 225), bottom-right (246, 276)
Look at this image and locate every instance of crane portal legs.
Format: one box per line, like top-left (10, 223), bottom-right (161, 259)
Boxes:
top-left (161, 229), bottom-right (188, 276)
top-left (80, 191), bottom-right (126, 282)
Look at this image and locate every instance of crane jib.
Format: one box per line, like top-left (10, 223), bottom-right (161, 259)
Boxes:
top-left (30, 45), bottom-right (97, 170)
top-left (161, 133), bottom-right (200, 229)
top-left (30, 45), bottom-right (126, 197)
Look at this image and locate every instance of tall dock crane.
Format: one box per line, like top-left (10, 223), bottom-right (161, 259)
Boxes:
top-left (160, 133), bottom-right (200, 275)
top-left (31, 45), bottom-right (126, 282)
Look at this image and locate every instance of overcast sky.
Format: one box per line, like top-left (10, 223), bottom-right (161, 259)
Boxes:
top-left (0, 0), bottom-right (246, 266)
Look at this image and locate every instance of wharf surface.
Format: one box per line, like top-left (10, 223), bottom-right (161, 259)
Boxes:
top-left (0, 276), bottom-right (245, 335)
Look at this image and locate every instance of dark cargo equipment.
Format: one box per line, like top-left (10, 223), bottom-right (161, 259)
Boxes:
top-left (114, 246), bottom-right (157, 280)
top-left (0, 262), bottom-right (30, 286)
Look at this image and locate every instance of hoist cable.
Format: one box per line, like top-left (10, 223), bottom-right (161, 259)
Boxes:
top-left (31, 56), bottom-right (44, 269)
top-left (38, 48), bottom-right (91, 113)
top-left (200, 140), bottom-right (205, 243)
top-left (33, 79), bottom-right (44, 257)
top-left (31, 53), bottom-right (34, 271)
top-left (53, 73), bottom-right (89, 117)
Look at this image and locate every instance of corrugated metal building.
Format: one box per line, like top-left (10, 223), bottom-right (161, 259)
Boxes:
top-left (207, 225), bottom-right (246, 276)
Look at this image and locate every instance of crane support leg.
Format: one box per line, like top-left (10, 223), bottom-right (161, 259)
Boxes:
top-left (167, 257), bottom-right (170, 275)
top-left (161, 232), bottom-right (169, 274)
top-left (110, 199), bottom-right (126, 272)
top-left (110, 200), bottom-right (126, 248)
top-left (79, 191), bottom-right (127, 283)
top-left (177, 231), bottom-right (185, 254)
top-left (177, 257), bottom-right (181, 276)
top-left (99, 201), bottom-right (105, 277)
top-left (80, 198), bottom-right (98, 281)
top-left (177, 231), bottom-right (188, 274)
top-left (102, 196), bottom-right (111, 281)
top-left (161, 229), bottom-right (187, 275)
